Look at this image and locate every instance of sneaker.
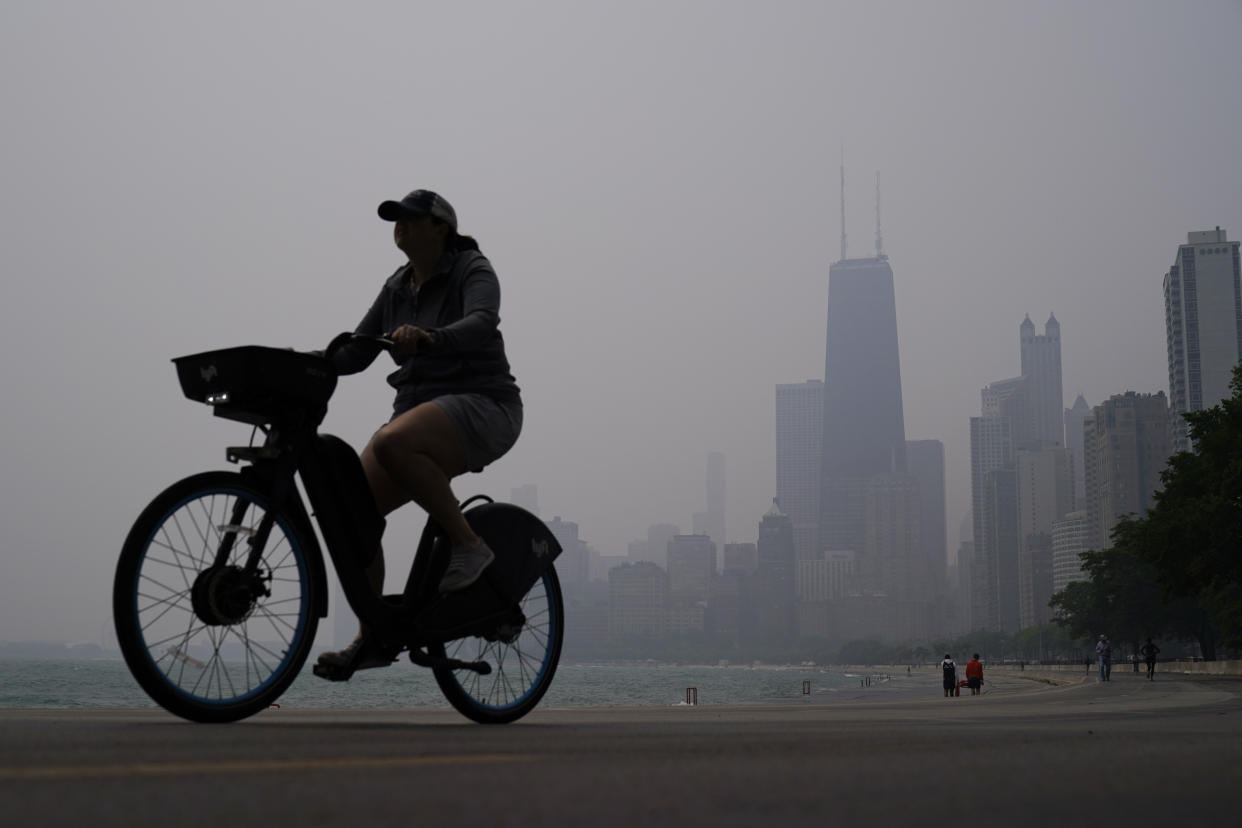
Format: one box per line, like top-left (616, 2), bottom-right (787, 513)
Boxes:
top-left (315, 631), bottom-right (395, 672)
top-left (438, 540), bottom-right (496, 592)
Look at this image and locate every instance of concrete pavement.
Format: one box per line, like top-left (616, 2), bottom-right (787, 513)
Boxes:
top-left (1, 671), bottom-right (1240, 827)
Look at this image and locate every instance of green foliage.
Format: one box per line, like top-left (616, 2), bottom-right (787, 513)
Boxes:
top-left (1049, 363), bottom-right (1242, 658)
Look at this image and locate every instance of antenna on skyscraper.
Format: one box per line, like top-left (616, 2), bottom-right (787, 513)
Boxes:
top-left (875, 170), bottom-right (884, 258)
top-left (840, 145), bottom-right (847, 262)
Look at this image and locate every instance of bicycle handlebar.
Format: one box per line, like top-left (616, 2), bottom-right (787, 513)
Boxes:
top-left (323, 331), bottom-right (394, 361)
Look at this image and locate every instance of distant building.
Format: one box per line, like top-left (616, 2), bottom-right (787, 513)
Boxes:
top-left (1064, 395), bottom-right (1091, 509)
top-left (776, 380), bottom-right (824, 561)
top-left (1083, 392), bottom-right (1172, 551)
top-left (1015, 444), bottom-right (1074, 628)
top-left (546, 516), bottom-right (589, 594)
top-left (1051, 510), bottom-right (1090, 593)
top-left (510, 484), bottom-right (539, 516)
top-left (667, 534), bottom-right (715, 606)
top-left (906, 439), bottom-right (947, 600)
top-left (969, 414), bottom-right (1013, 632)
top-left (1164, 227), bottom-right (1242, 453)
top-left (626, 523), bottom-right (680, 566)
top-left (1021, 314), bottom-right (1065, 446)
top-left (722, 542), bottom-right (758, 573)
top-left (820, 254), bottom-right (907, 561)
top-left (607, 561), bottom-right (666, 637)
top-left (756, 499), bottom-right (797, 640)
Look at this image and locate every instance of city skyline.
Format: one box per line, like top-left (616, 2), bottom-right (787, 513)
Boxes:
top-left (2, 2), bottom-right (1240, 644)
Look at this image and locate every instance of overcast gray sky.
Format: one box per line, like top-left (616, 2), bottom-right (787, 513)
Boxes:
top-left (2, 0), bottom-right (1240, 644)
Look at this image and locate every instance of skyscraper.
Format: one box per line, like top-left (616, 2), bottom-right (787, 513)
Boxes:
top-left (692, 452), bottom-right (727, 550)
top-left (1021, 314), bottom-right (1065, 446)
top-left (819, 253), bottom-right (907, 557)
top-left (1083, 392), bottom-right (1171, 551)
top-left (776, 380), bottom-right (823, 561)
top-left (1064, 394), bottom-right (1091, 509)
top-left (1164, 227), bottom-right (1242, 453)
top-left (756, 499), bottom-right (796, 640)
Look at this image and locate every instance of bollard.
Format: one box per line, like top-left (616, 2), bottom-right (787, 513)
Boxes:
top-left (685, 687), bottom-right (698, 706)
top-left (802, 680), bottom-right (811, 695)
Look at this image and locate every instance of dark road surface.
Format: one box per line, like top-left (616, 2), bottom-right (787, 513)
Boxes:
top-left (2, 671), bottom-right (1240, 827)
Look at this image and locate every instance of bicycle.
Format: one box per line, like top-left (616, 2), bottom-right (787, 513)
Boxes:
top-left (112, 333), bottom-right (563, 724)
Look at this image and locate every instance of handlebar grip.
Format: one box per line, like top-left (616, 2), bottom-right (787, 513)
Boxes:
top-left (323, 332), bottom-right (394, 361)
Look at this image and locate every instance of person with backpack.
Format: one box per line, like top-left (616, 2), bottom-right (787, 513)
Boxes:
top-left (940, 654), bottom-right (957, 698)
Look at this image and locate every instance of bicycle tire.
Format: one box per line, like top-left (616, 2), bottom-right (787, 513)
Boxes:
top-left (113, 471), bottom-right (319, 723)
top-left (431, 566), bottom-right (564, 724)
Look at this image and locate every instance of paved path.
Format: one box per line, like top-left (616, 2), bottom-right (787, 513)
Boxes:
top-left (2, 671), bottom-right (1240, 827)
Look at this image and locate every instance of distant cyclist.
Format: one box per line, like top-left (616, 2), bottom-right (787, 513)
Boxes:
top-left (318, 190), bottom-right (522, 673)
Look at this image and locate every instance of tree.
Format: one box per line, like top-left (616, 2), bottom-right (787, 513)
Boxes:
top-left (1126, 364), bottom-right (1242, 652)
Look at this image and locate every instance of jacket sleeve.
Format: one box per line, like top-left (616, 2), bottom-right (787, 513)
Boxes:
top-left (426, 255), bottom-right (501, 354)
top-left (329, 287), bottom-right (387, 375)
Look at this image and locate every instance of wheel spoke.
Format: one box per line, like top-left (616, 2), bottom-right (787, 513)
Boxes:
top-left (119, 480), bottom-right (313, 716)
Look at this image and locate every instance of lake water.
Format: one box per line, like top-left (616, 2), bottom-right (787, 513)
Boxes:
top-left (0, 659), bottom-right (922, 710)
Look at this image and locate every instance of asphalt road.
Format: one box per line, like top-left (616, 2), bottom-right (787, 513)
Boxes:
top-left (2, 671), bottom-right (1240, 827)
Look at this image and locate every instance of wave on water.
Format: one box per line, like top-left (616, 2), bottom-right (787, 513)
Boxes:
top-left (0, 659), bottom-right (936, 710)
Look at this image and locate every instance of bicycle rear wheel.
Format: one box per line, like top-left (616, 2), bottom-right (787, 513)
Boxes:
top-left (432, 566), bottom-right (563, 724)
top-left (113, 471), bottom-right (319, 722)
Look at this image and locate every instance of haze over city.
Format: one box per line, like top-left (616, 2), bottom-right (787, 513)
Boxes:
top-left (2, 0), bottom-right (1240, 644)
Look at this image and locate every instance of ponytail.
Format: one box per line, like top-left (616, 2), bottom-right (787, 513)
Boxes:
top-left (450, 231), bottom-right (481, 252)
top-left (431, 217), bottom-right (481, 253)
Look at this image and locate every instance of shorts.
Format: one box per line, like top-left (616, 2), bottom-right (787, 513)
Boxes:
top-left (943, 677), bottom-right (956, 690)
top-left (428, 393), bottom-right (523, 473)
top-left (967, 677), bottom-right (981, 690)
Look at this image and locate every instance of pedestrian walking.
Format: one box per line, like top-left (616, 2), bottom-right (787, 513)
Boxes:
top-left (1140, 638), bottom-right (1161, 681)
top-left (1095, 634), bottom-right (1112, 682)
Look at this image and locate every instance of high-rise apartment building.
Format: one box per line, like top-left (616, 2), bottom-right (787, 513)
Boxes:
top-left (1015, 444), bottom-right (1074, 628)
top-left (756, 499), bottom-right (797, 640)
top-left (969, 415), bottom-right (1012, 631)
top-left (1083, 392), bottom-right (1172, 551)
top-left (1021, 314), bottom-right (1065, 446)
top-left (1051, 510), bottom-right (1090, 593)
top-left (1064, 395), bottom-right (1091, 509)
top-left (1164, 227), bottom-right (1242, 453)
top-left (906, 439), bottom-right (947, 597)
top-left (776, 380), bottom-right (824, 560)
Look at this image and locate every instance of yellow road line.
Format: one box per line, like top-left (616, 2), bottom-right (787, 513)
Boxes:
top-left (0, 753), bottom-right (531, 781)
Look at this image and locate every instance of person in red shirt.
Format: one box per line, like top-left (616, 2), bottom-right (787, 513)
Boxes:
top-left (965, 654), bottom-right (984, 696)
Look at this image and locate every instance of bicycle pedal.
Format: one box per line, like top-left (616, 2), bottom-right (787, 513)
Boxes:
top-left (312, 661), bottom-right (355, 682)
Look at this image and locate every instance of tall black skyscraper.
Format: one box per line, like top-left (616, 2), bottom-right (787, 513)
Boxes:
top-left (819, 253), bottom-right (907, 556)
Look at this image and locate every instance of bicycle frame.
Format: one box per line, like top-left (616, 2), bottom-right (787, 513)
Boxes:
top-left (182, 343), bottom-right (560, 665)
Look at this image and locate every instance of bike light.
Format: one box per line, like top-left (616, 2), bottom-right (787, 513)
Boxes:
top-left (206, 391), bottom-right (231, 405)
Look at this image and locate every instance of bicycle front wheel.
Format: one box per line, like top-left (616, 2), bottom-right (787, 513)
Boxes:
top-left (113, 471), bottom-right (319, 722)
top-left (432, 566), bottom-right (564, 724)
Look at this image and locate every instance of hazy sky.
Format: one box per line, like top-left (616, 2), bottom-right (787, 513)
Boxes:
top-left (2, 1), bottom-right (1240, 643)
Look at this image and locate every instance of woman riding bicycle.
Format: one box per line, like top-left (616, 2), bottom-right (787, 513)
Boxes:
top-left (317, 189), bottom-right (522, 673)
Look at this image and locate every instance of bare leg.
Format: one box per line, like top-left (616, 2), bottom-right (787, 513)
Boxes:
top-left (364, 401), bottom-right (478, 542)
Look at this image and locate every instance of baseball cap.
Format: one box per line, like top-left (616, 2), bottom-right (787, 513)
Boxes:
top-left (377, 189), bottom-right (457, 230)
